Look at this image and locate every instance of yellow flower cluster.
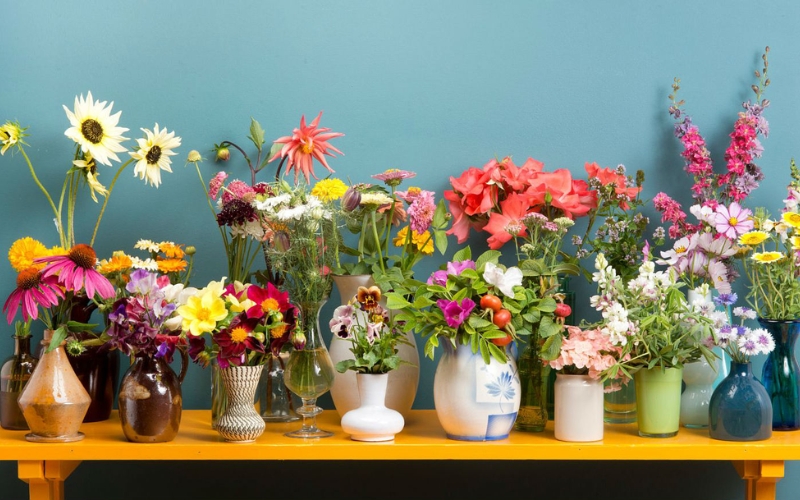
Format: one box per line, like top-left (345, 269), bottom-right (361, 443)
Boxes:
top-left (393, 226), bottom-right (434, 255)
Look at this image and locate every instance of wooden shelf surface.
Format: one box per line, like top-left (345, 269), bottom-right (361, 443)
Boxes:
top-left (1, 410), bottom-right (800, 462)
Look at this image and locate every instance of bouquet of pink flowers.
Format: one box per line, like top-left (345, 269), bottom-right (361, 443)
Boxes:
top-left (548, 325), bottom-right (625, 382)
top-left (654, 47), bottom-right (771, 294)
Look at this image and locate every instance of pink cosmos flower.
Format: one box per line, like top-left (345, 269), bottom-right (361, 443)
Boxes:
top-left (270, 112), bottom-right (344, 184)
top-left (36, 244), bottom-right (115, 300)
top-left (714, 202), bottom-right (754, 239)
top-left (209, 171), bottom-right (228, 199)
top-left (3, 267), bottom-right (64, 323)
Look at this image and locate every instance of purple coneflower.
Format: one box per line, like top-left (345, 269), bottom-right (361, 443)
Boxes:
top-left (36, 244), bottom-right (115, 300)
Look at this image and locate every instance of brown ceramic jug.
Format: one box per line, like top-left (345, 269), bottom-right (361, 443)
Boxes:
top-left (118, 350), bottom-right (188, 443)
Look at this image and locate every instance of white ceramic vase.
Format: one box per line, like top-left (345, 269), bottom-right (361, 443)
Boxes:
top-left (216, 365), bottom-right (266, 443)
top-left (341, 372), bottom-right (405, 441)
top-left (329, 274), bottom-right (420, 420)
top-left (554, 373), bottom-right (604, 442)
top-left (680, 357), bottom-right (718, 428)
top-left (433, 341), bottom-right (520, 441)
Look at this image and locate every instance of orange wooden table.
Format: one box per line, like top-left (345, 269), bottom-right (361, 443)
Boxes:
top-left (1, 409), bottom-right (798, 500)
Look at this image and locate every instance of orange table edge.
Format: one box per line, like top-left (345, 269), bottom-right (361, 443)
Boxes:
top-left (1, 410), bottom-right (798, 500)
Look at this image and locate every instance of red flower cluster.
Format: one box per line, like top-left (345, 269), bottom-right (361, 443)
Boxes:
top-left (444, 156), bottom-right (598, 248)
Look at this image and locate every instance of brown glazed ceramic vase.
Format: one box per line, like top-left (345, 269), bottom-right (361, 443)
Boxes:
top-left (18, 329), bottom-right (91, 442)
top-left (118, 350), bottom-right (188, 443)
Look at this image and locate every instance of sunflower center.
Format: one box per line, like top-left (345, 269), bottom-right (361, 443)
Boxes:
top-left (16, 268), bottom-right (41, 289)
top-left (146, 145), bottom-right (162, 165)
top-left (230, 326), bottom-right (249, 343)
top-left (300, 139), bottom-right (314, 154)
top-left (261, 298), bottom-right (280, 313)
top-left (68, 244), bottom-right (97, 269)
top-left (80, 119), bottom-right (104, 144)
top-left (729, 216), bottom-right (738, 226)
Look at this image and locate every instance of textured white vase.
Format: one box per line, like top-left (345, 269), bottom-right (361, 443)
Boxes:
top-left (554, 373), bottom-right (604, 442)
top-left (680, 357), bottom-right (718, 428)
top-left (433, 342), bottom-right (520, 441)
top-left (341, 373), bottom-right (405, 442)
top-left (216, 365), bottom-right (266, 443)
top-left (329, 274), bottom-right (420, 420)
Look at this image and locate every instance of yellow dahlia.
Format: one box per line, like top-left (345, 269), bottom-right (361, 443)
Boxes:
top-left (8, 237), bottom-right (48, 272)
top-left (178, 287), bottom-right (228, 337)
top-left (311, 178), bottom-right (348, 202)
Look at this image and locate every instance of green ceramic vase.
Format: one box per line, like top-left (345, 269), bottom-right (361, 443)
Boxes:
top-left (633, 366), bottom-right (683, 438)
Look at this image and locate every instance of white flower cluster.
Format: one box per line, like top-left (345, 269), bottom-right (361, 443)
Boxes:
top-left (590, 253), bottom-right (635, 346)
top-left (626, 260), bottom-right (673, 304)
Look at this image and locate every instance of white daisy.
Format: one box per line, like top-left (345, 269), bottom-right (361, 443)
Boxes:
top-left (63, 92), bottom-right (129, 166)
top-left (130, 123), bottom-right (181, 188)
top-left (130, 256), bottom-right (159, 271)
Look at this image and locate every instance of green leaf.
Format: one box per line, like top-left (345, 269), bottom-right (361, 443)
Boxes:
top-left (434, 230), bottom-right (448, 255)
top-left (537, 297), bottom-right (557, 313)
top-left (413, 295), bottom-right (435, 309)
top-left (540, 334), bottom-right (561, 361)
top-left (386, 294), bottom-right (413, 310)
top-left (267, 141), bottom-right (282, 162)
top-left (475, 250), bottom-right (501, 271)
top-left (487, 342), bottom-right (508, 363)
top-left (537, 315), bottom-right (561, 338)
top-left (248, 117), bottom-right (266, 150)
top-left (47, 327), bottom-right (67, 354)
top-left (468, 316), bottom-right (494, 330)
top-left (452, 246), bottom-right (472, 262)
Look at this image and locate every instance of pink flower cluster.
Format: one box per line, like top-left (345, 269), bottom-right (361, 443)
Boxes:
top-left (548, 325), bottom-right (622, 379)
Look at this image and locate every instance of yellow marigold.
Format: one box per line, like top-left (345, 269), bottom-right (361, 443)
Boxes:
top-left (782, 212), bottom-right (800, 229)
top-left (156, 258), bottom-right (188, 273)
top-left (311, 178), bottom-right (348, 203)
top-left (752, 251), bottom-right (784, 264)
top-left (739, 231), bottom-right (769, 246)
top-left (158, 241), bottom-right (185, 259)
top-left (97, 252), bottom-right (133, 274)
top-left (8, 237), bottom-right (48, 272)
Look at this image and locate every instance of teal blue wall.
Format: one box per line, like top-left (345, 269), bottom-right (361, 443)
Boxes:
top-left (2, 1), bottom-right (799, 498)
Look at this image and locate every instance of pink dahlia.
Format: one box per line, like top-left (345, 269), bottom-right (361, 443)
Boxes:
top-left (270, 112), bottom-right (344, 184)
top-left (36, 244), bottom-right (115, 300)
top-left (3, 267), bottom-right (64, 323)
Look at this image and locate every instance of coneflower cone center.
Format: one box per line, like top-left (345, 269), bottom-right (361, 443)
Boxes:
top-left (146, 145), bottom-right (162, 164)
top-left (69, 244), bottom-right (97, 269)
top-left (16, 268), bottom-right (41, 289)
top-left (81, 119), bottom-right (104, 144)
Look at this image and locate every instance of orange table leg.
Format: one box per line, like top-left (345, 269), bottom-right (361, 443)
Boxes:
top-left (733, 460), bottom-right (784, 500)
top-left (18, 460), bottom-right (82, 500)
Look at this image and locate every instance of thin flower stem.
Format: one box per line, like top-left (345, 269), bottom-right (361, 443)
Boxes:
top-left (193, 163), bottom-right (231, 257)
top-left (370, 211), bottom-right (385, 273)
top-left (90, 158), bottom-right (135, 247)
top-left (18, 147), bottom-right (63, 244)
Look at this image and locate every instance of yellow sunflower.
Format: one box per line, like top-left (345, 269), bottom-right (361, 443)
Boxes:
top-left (738, 231), bottom-right (769, 246)
top-left (752, 251), bottom-right (784, 264)
top-left (8, 237), bottom-right (48, 272)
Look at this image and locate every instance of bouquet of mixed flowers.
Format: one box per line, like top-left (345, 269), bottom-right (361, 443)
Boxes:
top-left (336, 169), bottom-right (449, 286)
top-left (654, 47), bottom-right (771, 295)
top-left (387, 247), bottom-right (556, 364)
top-left (735, 160), bottom-right (800, 320)
top-left (98, 239), bottom-right (195, 290)
top-left (179, 278), bottom-right (297, 368)
top-left (708, 298), bottom-right (775, 363)
top-left (3, 241), bottom-right (115, 352)
top-left (190, 113), bottom-right (345, 285)
top-left (573, 162), bottom-right (654, 282)
top-left (330, 285), bottom-right (411, 374)
top-left (590, 253), bottom-right (716, 380)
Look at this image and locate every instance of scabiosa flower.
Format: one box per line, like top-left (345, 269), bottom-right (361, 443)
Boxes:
top-left (436, 297), bottom-right (475, 328)
top-left (371, 168), bottom-right (416, 187)
top-left (63, 91), bottom-right (129, 166)
top-left (36, 244), bottom-right (114, 300)
top-left (3, 267), bottom-right (64, 323)
top-left (270, 111), bottom-right (344, 184)
top-left (129, 123), bottom-right (181, 188)
top-left (216, 198), bottom-right (257, 228)
top-left (209, 171), bottom-right (228, 199)
top-left (222, 179), bottom-right (256, 204)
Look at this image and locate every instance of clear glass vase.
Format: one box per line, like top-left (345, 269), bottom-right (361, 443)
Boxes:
top-left (210, 358), bottom-right (227, 430)
top-left (0, 335), bottom-right (38, 430)
top-left (758, 318), bottom-right (800, 431)
top-left (284, 300), bottom-right (336, 438)
top-left (256, 351), bottom-right (300, 422)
